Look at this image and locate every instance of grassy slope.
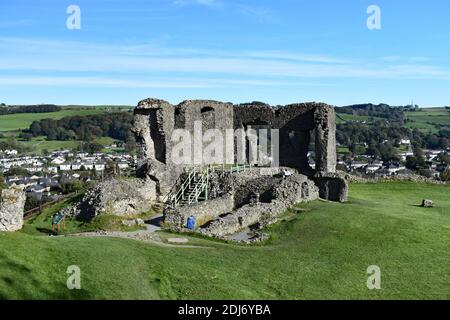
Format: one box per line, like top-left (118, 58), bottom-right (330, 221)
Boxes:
top-left (337, 107), bottom-right (450, 133)
top-left (335, 113), bottom-right (380, 124)
top-left (0, 133), bottom-right (120, 155)
top-left (404, 107), bottom-right (450, 132)
top-left (0, 181), bottom-right (449, 300)
top-left (0, 110), bottom-right (108, 132)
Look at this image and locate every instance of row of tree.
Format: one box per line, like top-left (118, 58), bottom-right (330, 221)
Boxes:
top-left (337, 103), bottom-right (407, 123)
top-left (337, 121), bottom-right (449, 152)
top-left (0, 104), bottom-right (61, 115)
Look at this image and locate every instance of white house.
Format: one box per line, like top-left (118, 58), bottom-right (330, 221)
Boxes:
top-left (71, 163), bottom-right (83, 171)
top-left (399, 152), bottom-right (414, 161)
top-left (52, 157), bottom-right (66, 165)
top-left (400, 139), bottom-right (411, 145)
top-left (94, 163), bottom-right (106, 171)
top-left (59, 164), bottom-right (72, 171)
top-left (118, 162), bottom-right (129, 170)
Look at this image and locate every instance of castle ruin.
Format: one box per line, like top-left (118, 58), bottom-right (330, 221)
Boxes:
top-left (134, 98), bottom-right (348, 240)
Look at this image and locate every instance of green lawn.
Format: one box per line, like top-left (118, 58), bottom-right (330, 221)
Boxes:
top-left (0, 181), bottom-right (449, 299)
top-left (337, 146), bottom-right (350, 154)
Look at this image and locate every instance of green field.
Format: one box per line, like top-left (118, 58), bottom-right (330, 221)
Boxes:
top-left (0, 135), bottom-right (121, 155)
top-left (1, 181), bottom-right (449, 299)
top-left (336, 113), bottom-right (380, 124)
top-left (0, 106), bottom-right (132, 132)
top-left (404, 107), bottom-right (450, 132)
top-left (0, 110), bottom-right (107, 132)
top-left (337, 107), bottom-right (450, 132)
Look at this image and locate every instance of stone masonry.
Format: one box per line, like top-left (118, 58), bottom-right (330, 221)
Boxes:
top-left (134, 98), bottom-right (339, 200)
top-left (0, 186), bottom-right (26, 232)
top-left (134, 98), bottom-right (348, 239)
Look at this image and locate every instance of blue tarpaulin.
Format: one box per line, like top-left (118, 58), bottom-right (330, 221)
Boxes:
top-left (187, 216), bottom-right (196, 230)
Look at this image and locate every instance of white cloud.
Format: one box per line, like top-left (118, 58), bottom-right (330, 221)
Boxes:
top-left (173, 0), bottom-right (222, 7)
top-left (0, 38), bottom-right (448, 86)
top-left (0, 76), bottom-right (326, 88)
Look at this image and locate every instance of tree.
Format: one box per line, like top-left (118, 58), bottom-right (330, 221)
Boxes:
top-left (5, 167), bottom-right (30, 177)
top-left (405, 155), bottom-right (426, 171)
top-left (366, 144), bottom-right (381, 158)
top-left (78, 141), bottom-right (103, 154)
top-left (378, 143), bottom-right (399, 162)
top-left (19, 132), bottom-right (33, 141)
top-left (437, 153), bottom-right (450, 164)
top-left (441, 170), bottom-right (450, 182)
top-left (350, 144), bottom-right (366, 155)
top-left (60, 181), bottom-right (84, 194)
top-left (24, 197), bottom-right (45, 212)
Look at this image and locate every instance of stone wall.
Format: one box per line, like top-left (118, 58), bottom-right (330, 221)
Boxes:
top-left (164, 193), bottom-right (234, 228)
top-left (164, 172), bottom-right (320, 237)
top-left (75, 178), bottom-right (157, 222)
top-left (0, 186), bottom-right (26, 232)
top-left (199, 174), bottom-right (319, 238)
top-left (233, 102), bottom-right (336, 174)
top-left (134, 99), bottom-right (338, 200)
top-left (133, 98), bottom-right (180, 197)
top-left (313, 172), bottom-right (349, 202)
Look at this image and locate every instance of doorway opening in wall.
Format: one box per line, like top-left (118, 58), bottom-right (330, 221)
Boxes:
top-left (287, 128), bottom-right (315, 173)
top-left (243, 119), bottom-right (272, 166)
top-left (201, 106), bottom-right (215, 132)
top-left (174, 108), bottom-right (183, 129)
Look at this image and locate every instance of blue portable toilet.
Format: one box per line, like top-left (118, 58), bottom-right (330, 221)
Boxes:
top-left (187, 216), bottom-right (196, 230)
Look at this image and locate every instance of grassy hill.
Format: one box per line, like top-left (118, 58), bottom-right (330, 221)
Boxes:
top-left (0, 105), bottom-right (131, 154)
top-left (404, 107), bottom-right (450, 133)
top-left (0, 181), bottom-right (448, 299)
top-left (337, 107), bottom-right (450, 132)
top-left (0, 106), bottom-right (131, 132)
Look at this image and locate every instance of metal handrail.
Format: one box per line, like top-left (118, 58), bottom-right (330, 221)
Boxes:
top-left (166, 163), bottom-right (252, 208)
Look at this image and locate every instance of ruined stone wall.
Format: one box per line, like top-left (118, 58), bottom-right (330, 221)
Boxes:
top-left (134, 99), bottom-right (180, 197)
top-left (134, 98), bottom-right (338, 200)
top-left (164, 193), bottom-right (234, 228)
top-left (199, 174), bottom-right (319, 238)
top-left (314, 106), bottom-right (337, 173)
top-left (233, 102), bottom-right (336, 175)
top-left (163, 170), bottom-right (321, 235)
top-left (134, 99), bottom-right (234, 197)
top-left (0, 187), bottom-right (26, 232)
top-left (74, 178), bottom-right (157, 222)
top-left (313, 172), bottom-right (349, 202)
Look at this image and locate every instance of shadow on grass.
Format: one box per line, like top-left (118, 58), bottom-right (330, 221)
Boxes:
top-left (36, 227), bottom-right (57, 235)
top-left (0, 252), bottom-right (93, 299)
top-left (408, 204), bottom-right (435, 208)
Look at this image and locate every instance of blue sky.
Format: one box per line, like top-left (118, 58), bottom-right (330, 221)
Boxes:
top-left (0, 0), bottom-right (449, 106)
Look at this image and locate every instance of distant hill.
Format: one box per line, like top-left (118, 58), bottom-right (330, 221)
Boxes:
top-left (336, 103), bottom-right (410, 123)
top-left (0, 104), bottom-right (62, 115)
